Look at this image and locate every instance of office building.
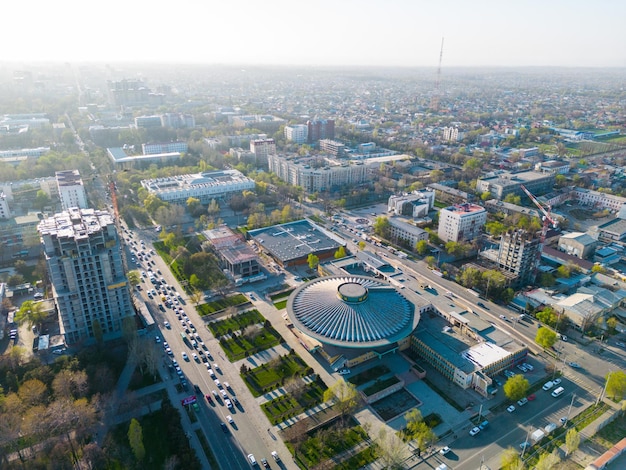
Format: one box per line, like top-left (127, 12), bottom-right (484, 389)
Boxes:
top-left (56, 170), bottom-right (88, 210)
top-left (496, 230), bottom-right (540, 287)
top-left (134, 115), bottom-right (162, 128)
top-left (140, 169), bottom-right (255, 204)
top-left (142, 142), bottom-right (188, 155)
top-left (319, 139), bottom-right (346, 156)
top-left (250, 138), bottom-right (276, 167)
top-left (284, 124), bottom-right (308, 144)
top-left (38, 208), bottom-right (133, 344)
top-left (476, 171), bottom-right (555, 201)
top-left (438, 203), bottom-right (487, 243)
top-left (388, 190), bottom-right (435, 218)
top-left (388, 218), bottom-right (429, 248)
top-left (203, 226), bottom-right (262, 282)
top-left (307, 118), bottom-right (335, 143)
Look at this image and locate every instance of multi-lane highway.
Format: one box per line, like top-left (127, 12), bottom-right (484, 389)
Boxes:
top-left (124, 226), bottom-right (291, 469)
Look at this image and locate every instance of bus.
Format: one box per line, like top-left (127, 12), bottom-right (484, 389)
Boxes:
top-left (467, 288), bottom-right (481, 298)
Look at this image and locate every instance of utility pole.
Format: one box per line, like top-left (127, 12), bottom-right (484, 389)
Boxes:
top-left (597, 372), bottom-right (613, 406)
top-left (565, 393), bottom-right (576, 425)
top-left (521, 426), bottom-right (532, 459)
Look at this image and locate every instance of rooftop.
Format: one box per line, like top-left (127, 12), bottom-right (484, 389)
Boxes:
top-left (38, 208), bottom-right (113, 239)
top-left (287, 275), bottom-right (418, 348)
top-left (248, 219), bottom-right (342, 263)
top-left (442, 203), bottom-right (485, 214)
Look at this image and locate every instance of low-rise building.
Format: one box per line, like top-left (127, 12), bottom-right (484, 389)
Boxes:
top-left (140, 169), bottom-right (255, 204)
top-left (142, 141), bottom-right (188, 155)
top-left (476, 170), bottom-right (555, 201)
top-left (204, 226), bottom-right (262, 282)
top-left (592, 218), bottom-right (626, 243)
top-left (535, 160), bottom-right (570, 175)
top-left (558, 232), bottom-right (599, 259)
top-left (388, 190), bottom-right (435, 218)
top-left (388, 218), bottom-right (428, 248)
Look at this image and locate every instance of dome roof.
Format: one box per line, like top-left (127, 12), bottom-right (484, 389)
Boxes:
top-left (287, 276), bottom-right (418, 348)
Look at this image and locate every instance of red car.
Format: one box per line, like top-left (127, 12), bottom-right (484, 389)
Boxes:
top-left (527, 394), bottom-right (536, 401)
top-left (205, 394), bottom-right (213, 404)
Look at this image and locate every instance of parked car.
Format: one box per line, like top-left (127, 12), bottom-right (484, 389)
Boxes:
top-left (439, 446), bottom-right (451, 455)
top-left (469, 427), bottom-right (481, 436)
top-left (522, 362), bottom-right (533, 371)
top-left (553, 378), bottom-right (562, 386)
top-left (507, 405), bottom-right (516, 413)
top-left (517, 398), bottom-right (529, 406)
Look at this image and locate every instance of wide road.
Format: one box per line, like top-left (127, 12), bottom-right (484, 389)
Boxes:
top-left (126, 226), bottom-right (291, 469)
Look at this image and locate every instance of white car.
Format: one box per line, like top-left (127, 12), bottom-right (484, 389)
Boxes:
top-left (225, 398), bottom-right (233, 409)
top-left (227, 415), bottom-right (234, 424)
top-left (553, 378), bottom-right (562, 386)
top-left (181, 352), bottom-right (188, 361)
top-left (220, 389), bottom-right (228, 398)
top-left (469, 427), bottom-right (481, 436)
top-left (248, 454), bottom-right (257, 466)
top-left (522, 362), bottom-right (533, 371)
top-left (439, 446), bottom-right (451, 455)
top-left (163, 321), bottom-right (171, 329)
top-left (192, 353), bottom-right (199, 362)
top-left (517, 398), bottom-right (528, 406)
top-left (507, 405), bottom-right (516, 413)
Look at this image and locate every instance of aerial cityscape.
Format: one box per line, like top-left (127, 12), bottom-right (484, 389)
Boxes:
top-left (1, 5), bottom-right (626, 470)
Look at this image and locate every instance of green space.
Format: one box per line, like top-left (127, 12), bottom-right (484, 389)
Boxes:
top-left (274, 299), bottom-right (288, 310)
top-left (261, 378), bottom-right (328, 425)
top-left (295, 423), bottom-right (369, 469)
top-left (242, 353), bottom-right (312, 397)
top-left (348, 365), bottom-right (391, 387)
top-left (220, 325), bottom-right (283, 361)
top-left (592, 414), bottom-right (626, 450)
top-left (335, 446), bottom-right (378, 470)
top-left (106, 399), bottom-right (201, 470)
top-left (423, 413), bottom-right (443, 429)
top-left (153, 238), bottom-right (228, 294)
top-left (363, 376), bottom-right (400, 396)
top-left (196, 293), bottom-right (249, 316)
top-left (270, 289), bottom-right (294, 301)
top-left (434, 200), bottom-right (448, 208)
top-left (208, 309), bottom-right (265, 336)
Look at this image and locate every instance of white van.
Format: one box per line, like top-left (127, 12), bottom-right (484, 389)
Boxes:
top-left (551, 386), bottom-right (565, 397)
top-left (542, 381), bottom-right (554, 391)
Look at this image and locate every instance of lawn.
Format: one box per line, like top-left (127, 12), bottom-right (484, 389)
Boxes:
top-left (208, 309), bottom-right (265, 336)
top-left (297, 423), bottom-right (369, 468)
top-left (242, 353), bottom-right (311, 397)
top-left (261, 379), bottom-right (327, 424)
top-left (348, 365), bottom-right (391, 387)
top-left (196, 293), bottom-right (249, 316)
top-left (335, 446), bottom-right (378, 470)
top-left (220, 327), bottom-right (282, 361)
top-left (270, 289), bottom-right (294, 301)
top-left (363, 376), bottom-right (400, 396)
top-left (274, 299), bottom-right (288, 310)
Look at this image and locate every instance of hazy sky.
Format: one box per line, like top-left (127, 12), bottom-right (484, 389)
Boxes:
top-left (6, 0), bottom-right (626, 67)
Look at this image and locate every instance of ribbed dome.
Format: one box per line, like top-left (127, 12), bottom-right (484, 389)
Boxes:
top-left (287, 276), bottom-right (416, 348)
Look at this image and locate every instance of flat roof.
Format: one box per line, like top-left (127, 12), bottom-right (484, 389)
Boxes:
top-left (248, 219), bottom-right (342, 263)
top-left (107, 147), bottom-right (181, 163)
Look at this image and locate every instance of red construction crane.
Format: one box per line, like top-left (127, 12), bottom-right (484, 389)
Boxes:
top-left (521, 184), bottom-right (558, 276)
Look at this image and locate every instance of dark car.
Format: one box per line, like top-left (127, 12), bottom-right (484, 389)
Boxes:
top-left (194, 384), bottom-right (201, 393)
top-left (220, 422), bottom-right (228, 433)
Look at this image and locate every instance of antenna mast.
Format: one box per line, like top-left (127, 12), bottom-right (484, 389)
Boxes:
top-left (431, 37), bottom-right (445, 111)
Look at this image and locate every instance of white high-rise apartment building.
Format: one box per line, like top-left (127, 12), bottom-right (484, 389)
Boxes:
top-left (56, 170), bottom-right (88, 210)
top-left (284, 125), bottom-right (308, 144)
top-left (438, 203), bottom-right (487, 243)
top-left (39, 208), bottom-right (133, 344)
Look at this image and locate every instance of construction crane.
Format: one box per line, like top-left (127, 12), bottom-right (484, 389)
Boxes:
top-left (521, 184), bottom-right (558, 276)
top-left (430, 37), bottom-right (445, 111)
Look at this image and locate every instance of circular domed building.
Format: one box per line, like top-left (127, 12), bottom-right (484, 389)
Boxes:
top-left (287, 276), bottom-right (420, 365)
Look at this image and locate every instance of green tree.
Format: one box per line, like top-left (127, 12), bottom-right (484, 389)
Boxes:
top-left (501, 447), bottom-right (524, 470)
top-left (127, 418), bottom-right (145, 461)
top-left (565, 428), bottom-right (580, 456)
top-left (33, 190), bottom-right (51, 211)
top-left (480, 191), bottom-right (492, 201)
top-left (186, 197), bottom-right (204, 217)
top-left (485, 221), bottom-right (507, 237)
top-left (556, 265), bottom-right (571, 278)
top-left (189, 289), bottom-right (203, 306)
top-left (591, 264), bottom-right (607, 274)
top-left (538, 273), bottom-right (556, 287)
top-left (535, 449), bottom-right (560, 470)
top-left (460, 266), bottom-right (482, 289)
top-left (373, 216), bottom-right (391, 239)
top-left (189, 274), bottom-right (201, 289)
top-left (606, 317), bottom-right (618, 333)
top-left (358, 241), bottom-right (366, 250)
top-left (503, 375), bottom-right (530, 402)
top-left (334, 246), bottom-right (347, 259)
top-left (555, 174), bottom-right (568, 187)
top-left (535, 327), bottom-right (558, 350)
top-left (504, 193), bottom-right (522, 205)
top-left (127, 270), bottom-right (141, 286)
top-left (501, 287), bottom-right (515, 304)
top-left (307, 253), bottom-right (319, 270)
top-left (14, 300), bottom-right (47, 331)
top-left (425, 256), bottom-right (436, 268)
top-left (606, 371), bottom-right (626, 400)
top-left (415, 240), bottom-right (428, 256)
top-left (482, 270), bottom-right (506, 297)
top-left (536, 307), bottom-right (558, 327)
top-left (323, 380), bottom-right (358, 423)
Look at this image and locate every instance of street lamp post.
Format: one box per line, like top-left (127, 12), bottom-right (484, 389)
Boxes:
top-left (565, 392), bottom-right (576, 426)
top-left (521, 426), bottom-right (532, 459)
top-left (597, 371), bottom-right (613, 406)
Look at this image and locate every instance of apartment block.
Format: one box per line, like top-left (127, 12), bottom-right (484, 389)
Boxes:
top-left (56, 170), bottom-right (88, 210)
top-left (496, 230), bottom-right (540, 287)
top-left (438, 203), bottom-right (487, 243)
top-left (38, 208), bottom-right (134, 344)
top-left (284, 124), bottom-right (308, 144)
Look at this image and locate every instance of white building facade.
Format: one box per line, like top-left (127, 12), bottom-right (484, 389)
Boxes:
top-left (284, 125), bottom-right (308, 143)
top-left (438, 203), bottom-right (487, 243)
top-left (56, 170), bottom-right (88, 210)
